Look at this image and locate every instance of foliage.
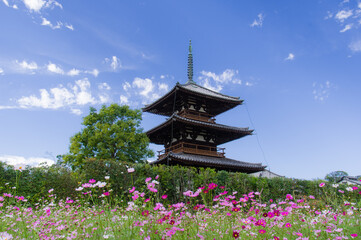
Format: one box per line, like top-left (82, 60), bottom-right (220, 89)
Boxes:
top-left (62, 104), bottom-right (154, 169)
top-left (325, 170), bottom-right (348, 183)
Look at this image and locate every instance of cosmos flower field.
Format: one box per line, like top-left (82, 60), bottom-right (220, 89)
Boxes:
top-left (0, 168), bottom-right (360, 239)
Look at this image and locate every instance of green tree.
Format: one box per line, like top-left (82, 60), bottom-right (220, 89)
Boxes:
top-left (62, 104), bottom-right (154, 168)
top-left (325, 171), bottom-right (348, 183)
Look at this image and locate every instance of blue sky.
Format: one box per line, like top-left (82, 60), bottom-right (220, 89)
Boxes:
top-left (0, 0), bottom-right (360, 179)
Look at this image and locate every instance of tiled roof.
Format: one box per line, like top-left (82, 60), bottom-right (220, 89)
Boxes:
top-left (142, 82), bottom-right (242, 116)
top-left (337, 176), bottom-right (361, 185)
top-left (150, 152), bottom-right (266, 173)
top-left (146, 114), bottom-right (252, 135)
top-left (179, 82), bottom-right (241, 102)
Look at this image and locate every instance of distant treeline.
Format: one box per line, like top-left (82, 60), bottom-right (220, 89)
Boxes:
top-left (0, 159), bottom-right (350, 205)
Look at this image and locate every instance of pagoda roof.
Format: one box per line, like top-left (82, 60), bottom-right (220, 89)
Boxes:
top-left (142, 82), bottom-right (243, 116)
top-left (180, 82), bottom-right (242, 102)
top-left (146, 114), bottom-right (253, 145)
top-left (150, 152), bottom-right (266, 173)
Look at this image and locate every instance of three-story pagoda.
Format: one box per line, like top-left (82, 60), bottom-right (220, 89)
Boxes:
top-left (143, 41), bottom-right (266, 173)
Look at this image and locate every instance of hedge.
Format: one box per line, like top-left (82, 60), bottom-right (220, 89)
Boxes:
top-left (0, 159), bottom-right (354, 206)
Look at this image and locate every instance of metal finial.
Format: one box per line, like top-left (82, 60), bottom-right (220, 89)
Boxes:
top-left (187, 40), bottom-right (194, 84)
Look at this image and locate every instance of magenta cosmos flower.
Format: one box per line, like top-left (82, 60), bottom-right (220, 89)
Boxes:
top-left (89, 179), bottom-right (96, 184)
top-left (319, 182), bottom-right (325, 187)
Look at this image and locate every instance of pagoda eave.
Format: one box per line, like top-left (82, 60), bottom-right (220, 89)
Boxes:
top-left (146, 114), bottom-right (253, 145)
top-left (142, 82), bottom-right (243, 117)
top-left (150, 152), bottom-right (266, 173)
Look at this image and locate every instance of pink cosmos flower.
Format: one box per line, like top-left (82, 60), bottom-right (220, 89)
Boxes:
top-left (132, 195), bottom-right (139, 200)
top-left (161, 195), bottom-right (167, 199)
top-left (142, 210), bottom-right (149, 216)
top-left (286, 194), bottom-right (293, 200)
top-left (103, 192), bottom-right (110, 196)
top-left (309, 195), bottom-right (315, 199)
top-left (0, 232), bottom-right (13, 239)
top-left (351, 234), bottom-right (358, 238)
top-left (155, 175), bottom-right (159, 179)
top-left (319, 182), bottom-right (325, 187)
top-left (145, 177), bottom-right (152, 183)
top-left (259, 229), bottom-right (266, 234)
top-left (144, 198), bottom-right (150, 203)
top-left (129, 187), bottom-right (135, 193)
top-left (48, 189), bottom-right (54, 193)
top-left (285, 223), bottom-right (292, 228)
top-left (127, 168), bottom-right (135, 173)
top-left (89, 179), bottom-right (96, 184)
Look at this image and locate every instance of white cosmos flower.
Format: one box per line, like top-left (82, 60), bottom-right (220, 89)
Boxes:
top-left (105, 176), bottom-right (110, 180)
top-left (75, 187), bottom-right (84, 191)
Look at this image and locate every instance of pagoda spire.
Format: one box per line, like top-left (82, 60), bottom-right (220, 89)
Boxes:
top-left (187, 40), bottom-right (194, 84)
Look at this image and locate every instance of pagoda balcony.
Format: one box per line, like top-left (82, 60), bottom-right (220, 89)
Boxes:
top-left (178, 109), bottom-right (216, 123)
top-left (157, 142), bottom-right (225, 159)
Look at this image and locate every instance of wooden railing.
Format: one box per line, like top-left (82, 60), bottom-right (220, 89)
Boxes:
top-left (178, 109), bottom-right (216, 123)
top-left (158, 142), bottom-right (225, 159)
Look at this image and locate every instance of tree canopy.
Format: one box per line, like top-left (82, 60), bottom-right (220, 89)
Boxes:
top-left (62, 104), bottom-right (154, 168)
top-left (325, 171), bottom-right (348, 183)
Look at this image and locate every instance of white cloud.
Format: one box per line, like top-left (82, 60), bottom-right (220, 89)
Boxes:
top-left (65, 24), bottom-right (74, 31)
top-left (2, 0), bottom-right (9, 7)
top-left (47, 62), bottom-right (64, 74)
top-left (16, 60), bottom-right (38, 70)
top-left (158, 83), bottom-right (168, 92)
top-left (312, 81), bottom-right (334, 101)
top-left (22, 0), bottom-right (62, 12)
top-left (0, 68), bottom-right (4, 75)
top-left (284, 53), bottom-right (295, 61)
top-left (72, 79), bottom-right (96, 105)
top-left (41, 17), bottom-right (62, 29)
top-left (340, 23), bottom-right (353, 32)
top-left (120, 95), bottom-right (128, 104)
top-left (133, 77), bottom-right (154, 98)
top-left (98, 82), bottom-right (111, 90)
top-left (0, 154), bottom-right (55, 167)
top-left (349, 40), bottom-right (361, 52)
top-left (16, 78), bottom-right (104, 113)
top-left (105, 56), bottom-right (122, 70)
top-left (122, 77), bottom-right (169, 105)
top-left (22, 0), bottom-right (45, 12)
top-left (198, 69), bottom-right (242, 92)
top-left (67, 68), bottom-right (81, 76)
top-left (335, 10), bottom-right (353, 22)
top-left (123, 82), bottom-right (131, 91)
top-left (250, 13), bottom-right (264, 27)
top-left (85, 69), bottom-right (99, 77)
top-left (4, 0), bottom-right (71, 30)
top-left (0, 105), bottom-right (17, 110)
top-left (70, 108), bottom-right (82, 115)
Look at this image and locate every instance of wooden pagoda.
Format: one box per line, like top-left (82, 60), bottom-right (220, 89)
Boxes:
top-left (143, 41), bottom-right (266, 173)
